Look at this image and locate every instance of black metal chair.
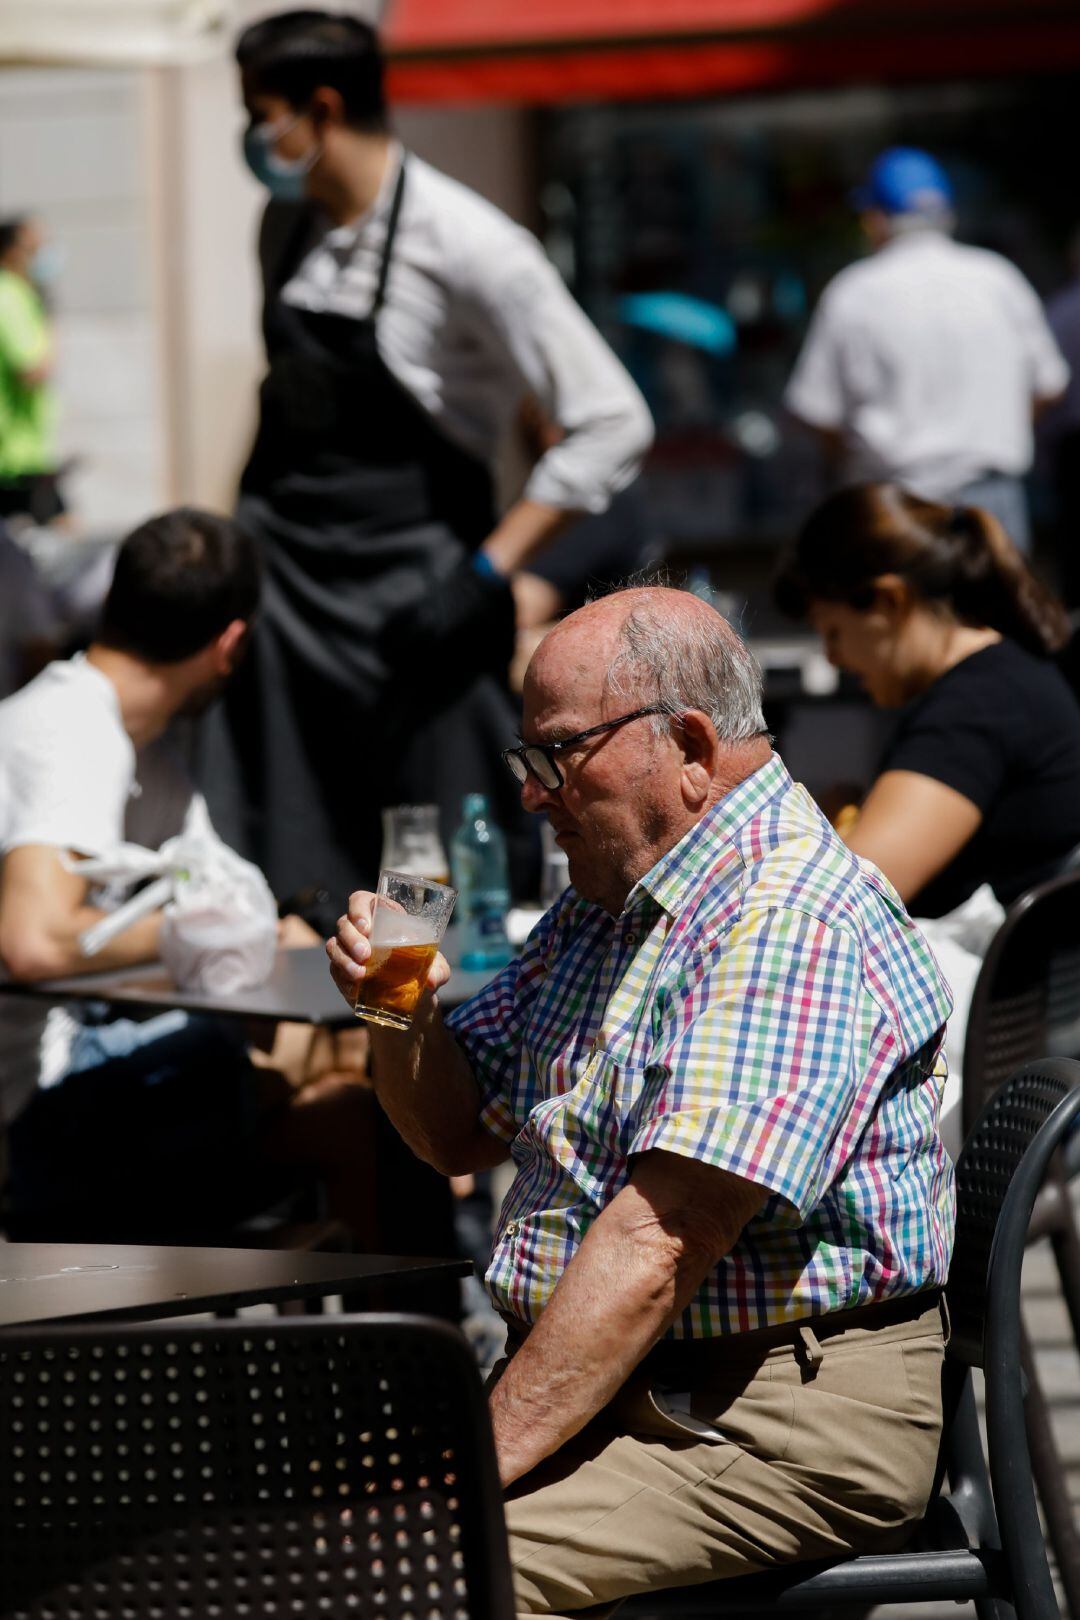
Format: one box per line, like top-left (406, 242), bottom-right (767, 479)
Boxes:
top-left (0, 1313), bottom-right (515, 1620)
top-left (962, 870), bottom-right (1080, 1135)
top-left (962, 872), bottom-right (1080, 1616)
top-left (623, 1060), bottom-right (1080, 1620)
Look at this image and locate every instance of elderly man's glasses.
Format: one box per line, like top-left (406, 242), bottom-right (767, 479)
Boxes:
top-left (502, 705), bottom-right (671, 791)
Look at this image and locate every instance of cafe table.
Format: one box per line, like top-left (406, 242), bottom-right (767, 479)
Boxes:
top-left (0, 941), bottom-right (494, 1027)
top-left (0, 941), bottom-right (500, 1305)
top-left (0, 1242), bottom-right (471, 1328)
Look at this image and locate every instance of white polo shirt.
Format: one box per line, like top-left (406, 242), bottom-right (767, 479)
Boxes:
top-left (785, 228), bottom-right (1069, 499)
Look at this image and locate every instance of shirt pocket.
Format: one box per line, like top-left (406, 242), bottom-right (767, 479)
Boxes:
top-left (522, 1044), bottom-right (626, 1206)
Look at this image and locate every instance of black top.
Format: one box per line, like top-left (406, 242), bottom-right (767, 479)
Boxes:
top-left (882, 639), bottom-right (1080, 917)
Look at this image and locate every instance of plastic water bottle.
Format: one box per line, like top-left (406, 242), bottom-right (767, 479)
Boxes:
top-left (451, 793), bottom-right (513, 972)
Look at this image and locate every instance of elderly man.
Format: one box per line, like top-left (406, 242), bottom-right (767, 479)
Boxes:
top-left (328, 586), bottom-right (954, 1614)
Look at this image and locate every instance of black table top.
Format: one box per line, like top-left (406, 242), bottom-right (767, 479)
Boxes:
top-left (0, 944), bottom-right (494, 1026)
top-left (0, 1243), bottom-right (471, 1328)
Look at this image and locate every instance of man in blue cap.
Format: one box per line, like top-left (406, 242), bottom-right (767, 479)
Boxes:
top-left (785, 147), bottom-right (1067, 549)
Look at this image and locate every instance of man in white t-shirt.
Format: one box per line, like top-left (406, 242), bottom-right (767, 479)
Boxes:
top-left (785, 147), bottom-right (1069, 550)
top-left (0, 507), bottom-right (374, 1242)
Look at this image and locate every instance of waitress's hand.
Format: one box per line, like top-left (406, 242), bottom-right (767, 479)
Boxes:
top-left (326, 889), bottom-right (452, 1009)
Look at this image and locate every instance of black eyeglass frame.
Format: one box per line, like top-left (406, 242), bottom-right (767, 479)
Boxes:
top-left (502, 704), bottom-right (674, 791)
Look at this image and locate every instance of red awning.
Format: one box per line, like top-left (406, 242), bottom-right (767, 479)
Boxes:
top-left (382, 0), bottom-right (1080, 103)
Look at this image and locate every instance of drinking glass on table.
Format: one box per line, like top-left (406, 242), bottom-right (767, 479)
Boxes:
top-left (380, 804), bottom-right (450, 885)
top-left (352, 869), bottom-right (457, 1031)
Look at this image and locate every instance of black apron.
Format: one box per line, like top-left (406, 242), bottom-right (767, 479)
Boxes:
top-left (201, 162), bottom-right (529, 903)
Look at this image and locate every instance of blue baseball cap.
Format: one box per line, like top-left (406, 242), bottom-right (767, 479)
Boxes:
top-left (852, 147), bottom-right (954, 216)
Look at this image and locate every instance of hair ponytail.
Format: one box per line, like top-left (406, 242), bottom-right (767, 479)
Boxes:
top-left (774, 482), bottom-right (1071, 657)
top-left (947, 504), bottom-right (1070, 655)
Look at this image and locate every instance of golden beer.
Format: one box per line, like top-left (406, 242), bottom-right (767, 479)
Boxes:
top-left (353, 913), bottom-right (440, 1030)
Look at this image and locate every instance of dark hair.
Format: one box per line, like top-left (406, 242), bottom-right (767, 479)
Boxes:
top-left (98, 508), bottom-right (261, 663)
top-left (0, 216), bottom-right (30, 260)
top-left (774, 482), bottom-right (1070, 656)
top-left (236, 10), bottom-right (387, 132)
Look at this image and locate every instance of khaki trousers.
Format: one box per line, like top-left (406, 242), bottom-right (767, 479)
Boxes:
top-left (500, 1297), bottom-right (946, 1619)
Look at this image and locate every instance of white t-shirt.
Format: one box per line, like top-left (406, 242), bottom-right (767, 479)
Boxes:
top-left (276, 144), bottom-right (654, 515)
top-left (0, 656), bottom-right (193, 1125)
top-left (785, 229), bottom-right (1070, 498)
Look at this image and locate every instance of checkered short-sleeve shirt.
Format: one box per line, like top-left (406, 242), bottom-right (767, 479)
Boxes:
top-left (446, 757), bottom-right (955, 1337)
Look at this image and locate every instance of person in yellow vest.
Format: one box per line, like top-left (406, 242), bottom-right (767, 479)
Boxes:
top-left (0, 215), bottom-right (63, 525)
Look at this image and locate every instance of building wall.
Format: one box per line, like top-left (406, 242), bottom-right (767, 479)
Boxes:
top-left (0, 66), bottom-right (164, 533)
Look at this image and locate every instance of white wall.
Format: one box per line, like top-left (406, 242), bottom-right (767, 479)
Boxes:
top-left (144, 55), bottom-right (264, 509)
top-left (0, 66), bottom-right (165, 533)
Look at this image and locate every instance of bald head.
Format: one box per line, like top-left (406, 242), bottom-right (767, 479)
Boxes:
top-left (527, 584), bottom-right (766, 748)
top-left (517, 585), bottom-right (771, 915)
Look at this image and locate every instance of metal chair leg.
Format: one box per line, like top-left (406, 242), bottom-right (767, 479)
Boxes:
top-left (1021, 1324), bottom-right (1080, 1618)
top-left (1047, 1186), bottom-right (1080, 1353)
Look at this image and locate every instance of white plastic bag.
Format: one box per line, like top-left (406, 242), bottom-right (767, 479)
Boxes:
top-left (70, 796), bottom-right (278, 993)
top-left (915, 883), bottom-right (1005, 1161)
top-left (158, 800), bottom-right (277, 992)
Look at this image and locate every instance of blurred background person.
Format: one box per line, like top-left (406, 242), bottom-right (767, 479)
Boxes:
top-left (784, 148), bottom-right (1068, 552)
top-left (201, 10), bottom-right (652, 911)
top-left (0, 215), bottom-right (65, 527)
top-left (774, 483), bottom-right (1080, 919)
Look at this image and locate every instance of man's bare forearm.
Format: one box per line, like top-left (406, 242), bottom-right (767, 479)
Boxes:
top-left (0, 903), bottom-right (161, 980)
top-left (481, 498), bottom-right (575, 576)
top-left (490, 1191), bottom-right (708, 1485)
top-left (489, 1157), bottom-right (766, 1487)
top-left (367, 992), bottom-right (509, 1175)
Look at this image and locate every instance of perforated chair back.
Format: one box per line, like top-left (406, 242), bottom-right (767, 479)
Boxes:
top-left (949, 1057), bottom-right (1080, 1369)
top-left (962, 868), bottom-right (1080, 1137)
top-left (0, 1314), bottom-right (514, 1620)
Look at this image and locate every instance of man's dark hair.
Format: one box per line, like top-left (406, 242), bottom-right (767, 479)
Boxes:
top-left (98, 508), bottom-right (261, 663)
top-left (236, 10), bottom-right (388, 132)
top-left (0, 216), bottom-right (30, 260)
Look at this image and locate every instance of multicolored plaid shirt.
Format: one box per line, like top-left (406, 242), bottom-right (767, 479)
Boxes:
top-left (446, 756), bottom-right (955, 1337)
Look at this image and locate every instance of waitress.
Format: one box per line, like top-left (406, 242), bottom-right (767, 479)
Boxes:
top-left (204, 10), bottom-right (653, 906)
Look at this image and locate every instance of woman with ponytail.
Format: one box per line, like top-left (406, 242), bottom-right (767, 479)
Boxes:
top-left (775, 482), bottom-right (1080, 916)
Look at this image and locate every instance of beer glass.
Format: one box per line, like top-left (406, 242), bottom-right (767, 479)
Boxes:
top-left (380, 804), bottom-right (450, 885)
top-left (352, 869), bottom-right (457, 1031)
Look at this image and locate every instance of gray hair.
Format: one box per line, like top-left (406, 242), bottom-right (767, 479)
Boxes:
top-left (603, 591), bottom-right (767, 743)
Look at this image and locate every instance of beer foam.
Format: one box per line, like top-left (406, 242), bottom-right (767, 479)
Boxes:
top-left (370, 908), bottom-right (437, 950)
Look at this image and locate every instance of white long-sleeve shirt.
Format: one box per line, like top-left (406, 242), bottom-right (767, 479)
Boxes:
top-left (785, 229), bottom-right (1069, 499)
top-left (275, 143), bottom-right (653, 514)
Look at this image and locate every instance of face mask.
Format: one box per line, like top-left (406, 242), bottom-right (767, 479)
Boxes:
top-left (242, 114), bottom-right (320, 200)
top-left (29, 245), bottom-right (65, 287)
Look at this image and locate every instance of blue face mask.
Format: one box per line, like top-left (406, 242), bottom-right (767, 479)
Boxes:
top-left (29, 244), bottom-right (65, 288)
top-left (242, 114), bottom-right (319, 200)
